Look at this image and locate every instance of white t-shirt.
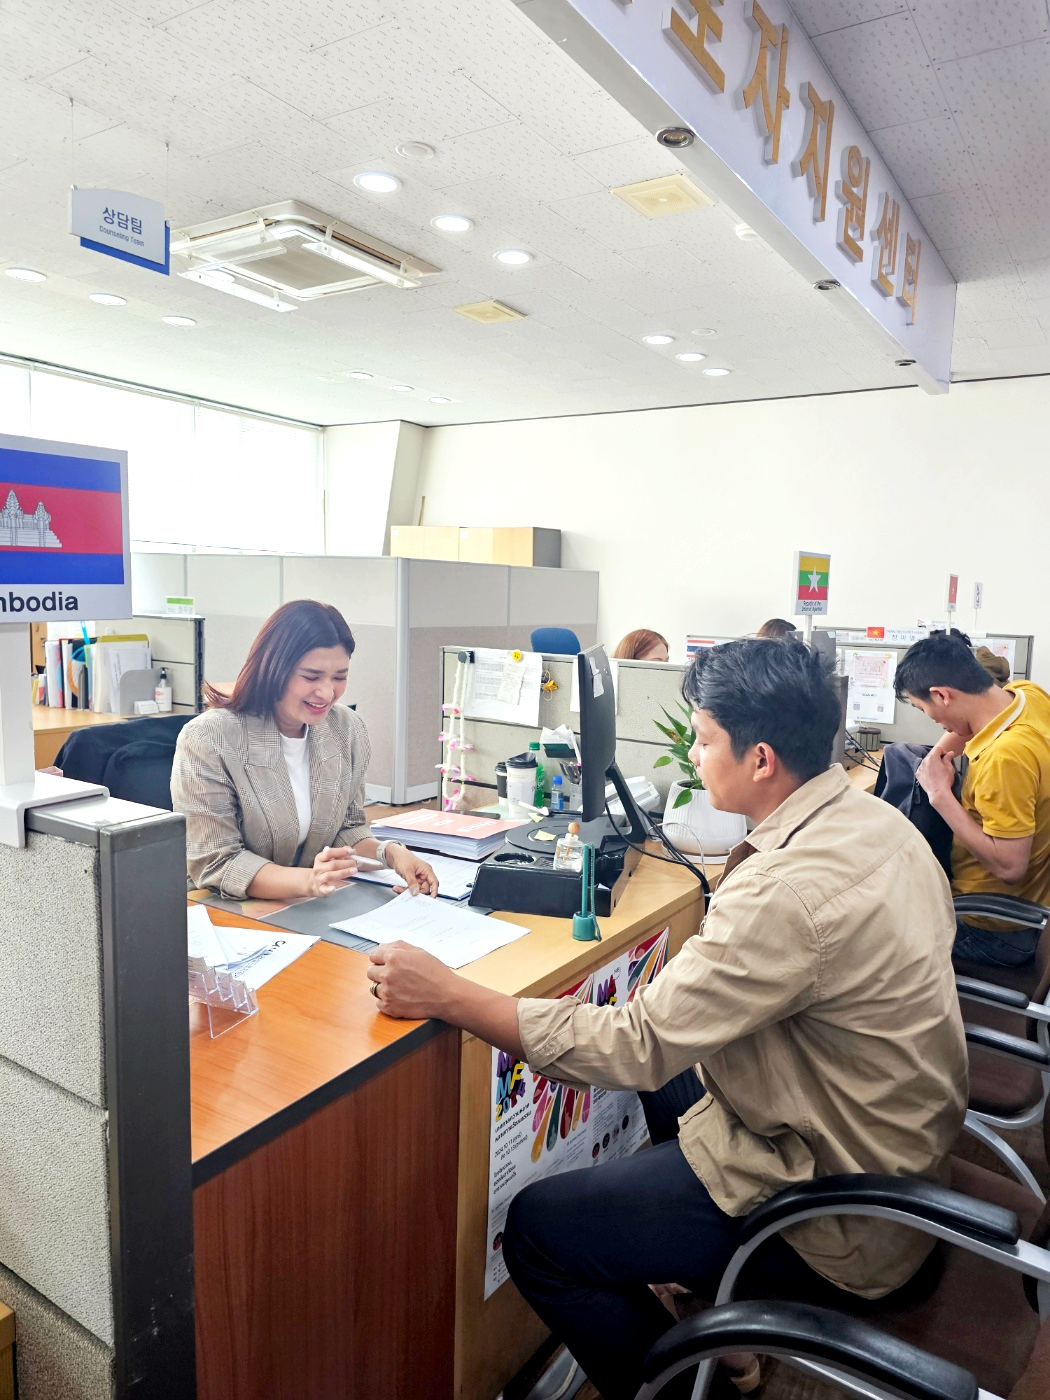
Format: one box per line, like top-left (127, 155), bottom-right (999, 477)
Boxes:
top-left (280, 730), bottom-right (312, 846)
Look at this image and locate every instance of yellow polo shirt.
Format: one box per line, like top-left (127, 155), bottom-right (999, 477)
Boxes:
top-left (952, 681), bottom-right (1050, 910)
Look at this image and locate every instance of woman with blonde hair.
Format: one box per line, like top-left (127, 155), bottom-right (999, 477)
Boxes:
top-left (613, 629), bottom-right (669, 662)
top-left (172, 598), bottom-right (438, 900)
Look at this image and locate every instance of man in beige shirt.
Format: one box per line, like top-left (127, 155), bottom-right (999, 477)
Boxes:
top-left (369, 640), bottom-right (968, 1400)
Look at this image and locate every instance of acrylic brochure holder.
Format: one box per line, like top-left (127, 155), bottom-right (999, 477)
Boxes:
top-left (188, 955), bottom-right (259, 1038)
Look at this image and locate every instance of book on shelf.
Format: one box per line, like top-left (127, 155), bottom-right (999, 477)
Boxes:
top-left (370, 809), bottom-right (524, 860)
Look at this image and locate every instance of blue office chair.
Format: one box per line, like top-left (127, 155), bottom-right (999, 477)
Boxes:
top-left (530, 627), bottom-right (581, 655)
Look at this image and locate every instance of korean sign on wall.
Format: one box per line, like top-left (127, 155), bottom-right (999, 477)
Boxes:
top-left (520, 0), bottom-right (956, 392)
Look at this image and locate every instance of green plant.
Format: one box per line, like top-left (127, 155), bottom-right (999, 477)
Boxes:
top-left (653, 703), bottom-right (703, 808)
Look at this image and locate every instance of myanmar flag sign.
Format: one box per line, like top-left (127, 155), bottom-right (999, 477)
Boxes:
top-left (794, 551), bottom-right (831, 616)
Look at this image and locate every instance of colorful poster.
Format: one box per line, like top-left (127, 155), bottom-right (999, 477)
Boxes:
top-left (793, 550), bottom-right (830, 616)
top-left (483, 928), bottom-right (670, 1298)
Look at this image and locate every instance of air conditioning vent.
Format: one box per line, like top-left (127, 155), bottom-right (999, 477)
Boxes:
top-left (453, 299), bottom-right (524, 324)
top-left (170, 200), bottom-right (440, 305)
top-left (610, 173), bottom-right (714, 218)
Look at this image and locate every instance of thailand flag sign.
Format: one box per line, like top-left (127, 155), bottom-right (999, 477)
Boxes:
top-left (0, 435), bottom-right (131, 622)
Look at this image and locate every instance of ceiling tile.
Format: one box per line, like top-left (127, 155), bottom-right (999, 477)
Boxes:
top-left (978, 315), bottom-right (1046, 349)
top-left (870, 116), bottom-right (978, 198)
top-left (783, 2), bottom-right (906, 38)
top-left (908, 0), bottom-right (1049, 65)
top-left (812, 10), bottom-right (949, 131)
top-left (911, 186), bottom-right (1000, 249)
top-left (1018, 257), bottom-right (1050, 301)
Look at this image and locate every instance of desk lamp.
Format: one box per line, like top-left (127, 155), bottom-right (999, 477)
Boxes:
top-left (572, 842), bottom-right (601, 942)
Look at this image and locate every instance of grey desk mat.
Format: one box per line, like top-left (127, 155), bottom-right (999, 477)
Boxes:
top-left (258, 881), bottom-right (394, 952)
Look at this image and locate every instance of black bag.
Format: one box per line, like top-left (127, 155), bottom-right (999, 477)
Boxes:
top-left (873, 741), bottom-right (964, 880)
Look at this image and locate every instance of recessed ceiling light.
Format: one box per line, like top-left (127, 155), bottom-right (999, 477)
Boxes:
top-left (642, 333), bottom-right (674, 346)
top-left (89, 293), bottom-right (127, 306)
top-left (692, 327), bottom-right (717, 336)
top-left (354, 172), bottom-right (400, 194)
top-left (396, 141), bottom-right (435, 160)
top-left (429, 396), bottom-right (451, 404)
top-left (346, 370), bottom-right (373, 380)
top-left (432, 215), bottom-right (473, 233)
top-left (494, 249), bottom-right (532, 266)
top-left (704, 366), bottom-right (732, 377)
top-left (5, 267), bottom-right (46, 282)
top-left (390, 384), bottom-right (413, 392)
top-left (162, 314), bottom-right (195, 327)
top-left (676, 351), bottom-right (706, 363)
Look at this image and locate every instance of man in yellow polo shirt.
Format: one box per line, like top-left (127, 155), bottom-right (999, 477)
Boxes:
top-left (896, 632), bottom-right (1050, 966)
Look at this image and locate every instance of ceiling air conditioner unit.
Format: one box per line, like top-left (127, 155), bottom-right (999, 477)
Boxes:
top-left (170, 200), bottom-right (440, 310)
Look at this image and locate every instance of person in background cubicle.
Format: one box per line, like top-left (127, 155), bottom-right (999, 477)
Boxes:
top-left (171, 599), bottom-right (438, 901)
top-left (755, 617), bottom-right (796, 640)
top-left (896, 631), bottom-right (1050, 967)
top-left (366, 639), bottom-right (966, 1400)
top-left (612, 629), bottom-right (669, 662)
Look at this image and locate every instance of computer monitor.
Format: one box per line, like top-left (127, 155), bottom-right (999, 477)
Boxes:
top-left (577, 644), bottom-right (648, 844)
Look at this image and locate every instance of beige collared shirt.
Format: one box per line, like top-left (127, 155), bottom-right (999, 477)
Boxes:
top-left (517, 766), bottom-right (968, 1298)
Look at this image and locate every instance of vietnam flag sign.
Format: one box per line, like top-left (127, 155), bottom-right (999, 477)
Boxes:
top-left (0, 435), bottom-right (130, 621)
top-left (793, 550), bottom-right (831, 616)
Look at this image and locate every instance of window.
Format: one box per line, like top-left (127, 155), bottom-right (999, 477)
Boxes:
top-left (22, 366), bottom-right (323, 554)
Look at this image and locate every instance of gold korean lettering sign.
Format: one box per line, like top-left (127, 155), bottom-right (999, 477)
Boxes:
top-left (796, 82), bottom-right (835, 221)
top-left (871, 192), bottom-right (901, 296)
top-left (837, 144), bottom-right (870, 261)
top-left (666, 0), bottom-right (726, 93)
top-left (741, 1), bottom-right (790, 163)
top-left (898, 233), bottom-right (922, 323)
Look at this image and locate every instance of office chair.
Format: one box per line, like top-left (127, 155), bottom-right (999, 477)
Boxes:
top-left (530, 626), bottom-right (581, 655)
top-left (55, 714), bottom-right (195, 810)
top-left (637, 1066), bottom-right (1050, 1400)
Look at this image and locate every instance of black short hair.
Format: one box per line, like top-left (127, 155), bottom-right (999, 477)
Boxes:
top-left (929, 627), bottom-right (973, 648)
top-left (683, 638), bottom-right (841, 781)
top-left (894, 634), bottom-right (994, 701)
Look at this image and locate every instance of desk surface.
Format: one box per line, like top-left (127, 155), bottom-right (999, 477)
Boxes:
top-left (190, 857), bottom-right (702, 1173)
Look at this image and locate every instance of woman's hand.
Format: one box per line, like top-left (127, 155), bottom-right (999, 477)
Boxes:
top-left (387, 845), bottom-right (440, 896)
top-left (309, 845), bottom-right (357, 897)
top-left (367, 941), bottom-right (458, 1018)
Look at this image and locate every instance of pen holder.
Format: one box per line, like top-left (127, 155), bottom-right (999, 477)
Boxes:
top-left (571, 843), bottom-right (601, 942)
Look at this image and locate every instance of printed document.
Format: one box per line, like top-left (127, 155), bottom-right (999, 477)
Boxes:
top-left (464, 648), bottom-right (542, 726)
top-left (352, 852), bottom-right (482, 901)
top-left (330, 891), bottom-right (529, 969)
top-left (187, 904), bottom-right (317, 991)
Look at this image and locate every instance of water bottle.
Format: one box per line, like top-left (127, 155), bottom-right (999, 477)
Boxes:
top-left (529, 740), bottom-right (546, 807)
top-left (551, 775), bottom-right (565, 812)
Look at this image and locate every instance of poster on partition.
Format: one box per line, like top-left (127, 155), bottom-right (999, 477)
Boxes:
top-left (483, 927), bottom-right (670, 1298)
top-left (842, 648), bottom-right (898, 725)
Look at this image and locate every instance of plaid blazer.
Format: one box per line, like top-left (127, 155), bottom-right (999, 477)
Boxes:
top-left (170, 704), bottom-right (372, 897)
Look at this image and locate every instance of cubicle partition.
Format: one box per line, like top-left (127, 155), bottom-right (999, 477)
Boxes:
top-left (440, 650), bottom-right (691, 804)
top-left (0, 794), bottom-right (193, 1399)
top-left (102, 613), bottom-right (204, 714)
top-left (132, 553), bottom-right (598, 803)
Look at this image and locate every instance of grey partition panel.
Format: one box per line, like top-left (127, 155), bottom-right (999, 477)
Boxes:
top-left (102, 615), bottom-right (203, 715)
top-left (129, 553), bottom-right (187, 614)
top-left (202, 613), bottom-right (267, 685)
top-left (507, 565), bottom-right (598, 636)
top-left (0, 799), bottom-right (196, 1399)
top-left (0, 1262), bottom-right (112, 1400)
top-left (187, 553), bottom-right (282, 618)
top-left (343, 624), bottom-right (397, 794)
top-left (0, 835), bottom-right (104, 1104)
top-left (0, 1057), bottom-right (112, 1340)
top-left (407, 559), bottom-right (510, 628)
top-left (282, 555), bottom-right (399, 626)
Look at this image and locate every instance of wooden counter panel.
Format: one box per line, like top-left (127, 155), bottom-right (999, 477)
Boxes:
top-left (195, 1027), bottom-right (460, 1400)
top-left (453, 902), bottom-right (702, 1400)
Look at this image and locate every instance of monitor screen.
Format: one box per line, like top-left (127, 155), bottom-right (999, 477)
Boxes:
top-left (577, 644), bottom-right (618, 822)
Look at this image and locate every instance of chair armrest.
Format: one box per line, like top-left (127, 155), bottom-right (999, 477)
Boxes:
top-left (736, 1173), bottom-right (1020, 1253)
top-left (639, 1300), bottom-right (977, 1400)
top-left (964, 1021), bottom-right (1050, 1068)
top-left (956, 975), bottom-right (1029, 1009)
top-left (954, 893), bottom-right (1050, 929)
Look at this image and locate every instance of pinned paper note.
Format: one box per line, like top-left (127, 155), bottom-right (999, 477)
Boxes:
top-left (498, 653), bottom-right (527, 705)
top-left (464, 648), bottom-right (542, 726)
top-left (843, 649), bottom-right (897, 724)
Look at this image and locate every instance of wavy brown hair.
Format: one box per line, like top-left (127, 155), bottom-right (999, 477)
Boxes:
top-left (204, 600), bottom-right (355, 716)
top-left (613, 628), bottom-right (668, 661)
top-left (755, 618), bottom-right (797, 641)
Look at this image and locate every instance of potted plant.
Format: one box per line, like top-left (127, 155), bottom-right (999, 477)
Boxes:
top-left (653, 704), bottom-right (746, 857)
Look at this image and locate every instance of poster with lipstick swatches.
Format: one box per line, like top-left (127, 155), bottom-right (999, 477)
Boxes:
top-left (483, 926), bottom-right (670, 1299)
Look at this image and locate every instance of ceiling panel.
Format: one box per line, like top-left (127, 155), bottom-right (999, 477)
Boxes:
top-left (0, 0), bottom-right (1044, 423)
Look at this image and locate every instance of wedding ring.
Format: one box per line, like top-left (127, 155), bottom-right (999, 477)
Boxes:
top-left (370, 982), bottom-right (379, 999)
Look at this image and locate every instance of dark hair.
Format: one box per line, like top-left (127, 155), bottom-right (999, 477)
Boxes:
top-left (683, 638), bottom-right (840, 781)
top-left (755, 617), bottom-right (797, 641)
top-left (204, 599), bottom-right (355, 715)
top-left (613, 628), bottom-right (668, 661)
top-left (929, 627), bottom-right (973, 648)
top-left (894, 633), bottom-right (994, 701)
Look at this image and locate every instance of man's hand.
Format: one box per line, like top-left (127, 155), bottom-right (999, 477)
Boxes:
top-left (367, 941), bottom-right (459, 1019)
top-left (916, 749), bottom-right (957, 808)
top-left (387, 846), bottom-right (440, 896)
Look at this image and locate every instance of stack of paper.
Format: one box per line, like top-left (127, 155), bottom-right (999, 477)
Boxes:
top-left (352, 852), bottom-right (483, 901)
top-left (330, 891), bottom-right (529, 969)
top-left (187, 905), bottom-right (318, 992)
top-left (370, 809), bottom-right (524, 860)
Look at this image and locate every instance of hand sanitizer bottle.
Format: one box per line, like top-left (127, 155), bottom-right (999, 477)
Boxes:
top-left (553, 821), bottom-right (584, 873)
top-left (154, 667), bottom-right (173, 713)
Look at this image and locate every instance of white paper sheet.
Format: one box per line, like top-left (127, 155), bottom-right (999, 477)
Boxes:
top-left (329, 891), bottom-right (529, 969)
top-left (187, 904), bottom-right (318, 991)
top-left (352, 853), bottom-right (483, 901)
top-left (843, 648), bottom-right (898, 725)
top-left (985, 637), bottom-right (1018, 674)
top-left (569, 657), bottom-right (618, 714)
top-left (464, 648), bottom-right (543, 726)
top-left (103, 642), bottom-right (151, 713)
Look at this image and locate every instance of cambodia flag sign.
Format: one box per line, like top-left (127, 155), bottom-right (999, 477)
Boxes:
top-left (0, 435), bottom-right (130, 622)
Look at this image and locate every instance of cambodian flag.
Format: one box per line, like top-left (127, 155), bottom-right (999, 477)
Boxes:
top-left (0, 446), bottom-right (124, 585)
